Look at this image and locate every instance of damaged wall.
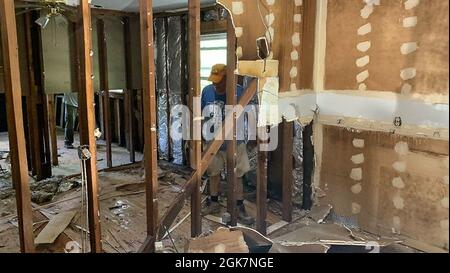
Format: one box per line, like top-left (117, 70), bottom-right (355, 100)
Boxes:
top-left (217, 0), bottom-right (316, 92)
top-left (320, 126), bottom-right (449, 249)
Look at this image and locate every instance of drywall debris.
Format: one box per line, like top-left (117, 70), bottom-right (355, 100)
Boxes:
top-left (186, 229), bottom-right (249, 253)
top-left (35, 210), bottom-right (77, 245)
top-left (308, 204), bottom-right (333, 223)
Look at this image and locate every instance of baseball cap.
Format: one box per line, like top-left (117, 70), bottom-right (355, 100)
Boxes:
top-left (207, 64), bottom-right (227, 84)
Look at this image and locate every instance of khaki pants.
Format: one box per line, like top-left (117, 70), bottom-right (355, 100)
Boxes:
top-left (206, 143), bottom-right (251, 178)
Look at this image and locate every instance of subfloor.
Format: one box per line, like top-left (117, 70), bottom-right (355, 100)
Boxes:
top-left (0, 131), bottom-right (421, 253)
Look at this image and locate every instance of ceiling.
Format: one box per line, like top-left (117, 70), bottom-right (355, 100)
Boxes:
top-left (72, 0), bottom-right (217, 12)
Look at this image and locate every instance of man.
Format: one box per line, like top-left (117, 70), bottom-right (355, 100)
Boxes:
top-left (63, 92), bottom-right (78, 149)
top-left (201, 64), bottom-right (254, 225)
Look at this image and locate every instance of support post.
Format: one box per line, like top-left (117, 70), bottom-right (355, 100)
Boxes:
top-left (256, 127), bottom-right (268, 235)
top-left (123, 17), bottom-right (135, 163)
top-left (0, 0), bottom-right (35, 253)
top-left (97, 18), bottom-right (113, 168)
top-left (47, 95), bottom-right (59, 166)
top-left (282, 121), bottom-right (293, 222)
top-left (140, 0), bottom-right (159, 252)
top-left (226, 16), bottom-right (238, 226)
top-left (188, 0), bottom-right (202, 237)
top-left (302, 122), bottom-right (314, 210)
top-left (77, 0), bottom-right (103, 252)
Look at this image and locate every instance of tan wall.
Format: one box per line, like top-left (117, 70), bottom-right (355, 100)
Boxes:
top-left (218, 0), bottom-right (316, 92)
top-left (325, 0), bottom-right (449, 100)
top-left (320, 125), bottom-right (449, 249)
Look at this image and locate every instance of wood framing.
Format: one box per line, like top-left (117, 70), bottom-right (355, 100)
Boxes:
top-left (226, 16), bottom-right (238, 226)
top-left (123, 17), bottom-right (136, 163)
top-left (188, 0), bottom-right (202, 237)
top-left (0, 0), bottom-right (35, 253)
top-left (282, 121), bottom-right (294, 222)
top-left (257, 129), bottom-right (268, 235)
top-left (77, 0), bottom-right (103, 252)
top-left (47, 95), bottom-right (59, 166)
top-left (97, 18), bottom-right (113, 168)
top-left (140, 0), bottom-right (159, 252)
top-left (302, 122), bottom-right (314, 210)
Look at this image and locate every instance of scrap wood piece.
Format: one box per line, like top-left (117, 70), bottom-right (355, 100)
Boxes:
top-left (231, 226), bottom-right (273, 253)
top-left (308, 204), bottom-right (332, 223)
top-left (269, 242), bottom-right (329, 253)
top-left (267, 221), bottom-right (290, 235)
top-left (186, 229), bottom-right (249, 253)
top-left (204, 214), bottom-right (245, 228)
top-left (243, 200), bottom-right (280, 226)
top-left (34, 210), bottom-right (77, 245)
top-left (157, 192), bottom-right (186, 240)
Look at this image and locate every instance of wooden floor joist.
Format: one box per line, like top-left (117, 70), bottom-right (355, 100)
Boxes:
top-left (188, 0), bottom-right (202, 238)
top-left (97, 18), bottom-right (113, 168)
top-left (77, 0), bottom-right (103, 252)
top-left (140, 0), bottom-right (159, 253)
top-left (0, 0), bottom-right (35, 253)
top-left (226, 15), bottom-right (238, 227)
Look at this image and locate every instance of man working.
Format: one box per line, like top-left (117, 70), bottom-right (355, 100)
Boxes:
top-left (63, 92), bottom-right (78, 149)
top-left (201, 64), bottom-right (254, 225)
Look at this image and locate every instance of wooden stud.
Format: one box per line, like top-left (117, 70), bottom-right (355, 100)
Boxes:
top-left (0, 0), bottom-right (35, 253)
top-left (123, 17), bottom-right (135, 163)
top-left (257, 127), bottom-right (268, 235)
top-left (97, 19), bottom-right (113, 168)
top-left (226, 16), bottom-right (238, 226)
top-left (23, 13), bottom-right (43, 179)
top-left (77, 0), bottom-right (103, 252)
top-left (47, 95), bottom-right (59, 166)
top-left (140, 0), bottom-right (159, 252)
top-left (282, 121), bottom-right (293, 222)
top-left (188, 0), bottom-right (202, 237)
top-left (302, 122), bottom-right (314, 210)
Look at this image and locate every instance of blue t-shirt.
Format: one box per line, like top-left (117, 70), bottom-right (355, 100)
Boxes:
top-left (201, 84), bottom-right (245, 149)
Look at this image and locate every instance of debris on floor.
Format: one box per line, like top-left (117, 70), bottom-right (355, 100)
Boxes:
top-left (186, 228), bottom-right (249, 253)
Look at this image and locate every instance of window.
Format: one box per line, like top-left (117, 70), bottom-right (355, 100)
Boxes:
top-left (200, 33), bottom-right (227, 91)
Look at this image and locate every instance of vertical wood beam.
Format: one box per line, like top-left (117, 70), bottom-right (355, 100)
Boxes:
top-left (47, 95), bottom-right (59, 166)
top-left (188, 0), bottom-right (202, 237)
top-left (0, 0), bottom-right (35, 253)
top-left (77, 0), bottom-right (103, 252)
top-left (282, 121), bottom-right (293, 222)
top-left (23, 13), bottom-right (42, 179)
top-left (226, 16), bottom-right (238, 226)
top-left (123, 17), bottom-right (135, 163)
top-left (257, 128), bottom-right (268, 235)
top-left (140, 0), bottom-right (159, 251)
top-left (97, 19), bottom-right (113, 168)
top-left (302, 122), bottom-right (314, 210)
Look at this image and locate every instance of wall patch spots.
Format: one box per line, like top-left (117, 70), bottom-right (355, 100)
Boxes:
top-left (351, 183), bottom-right (363, 194)
top-left (351, 154), bottom-right (365, 164)
top-left (235, 27), bottom-right (243, 38)
top-left (291, 50), bottom-right (299, 61)
top-left (352, 203), bottom-right (362, 214)
top-left (358, 23), bottom-right (372, 36)
top-left (393, 161), bottom-right (407, 173)
top-left (393, 196), bottom-right (405, 210)
top-left (232, 1), bottom-right (244, 15)
top-left (401, 42), bottom-right (418, 55)
top-left (294, 14), bottom-right (302, 23)
top-left (356, 70), bottom-right (370, 83)
top-left (400, 68), bottom-right (417, 80)
top-left (292, 32), bottom-right (300, 47)
top-left (403, 16), bottom-right (418, 28)
top-left (395, 142), bottom-right (409, 156)
top-left (353, 139), bottom-right (365, 148)
top-left (290, 67), bottom-right (298, 78)
top-left (405, 0), bottom-right (420, 10)
top-left (392, 177), bottom-right (406, 189)
top-left (350, 168), bottom-right (363, 181)
top-left (357, 41), bottom-right (371, 52)
top-left (360, 4), bottom-right (374, 19)
top-left (356, 55), bottom-right (370, 68)
top-left (401, 83), bottom-right (412, 94)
